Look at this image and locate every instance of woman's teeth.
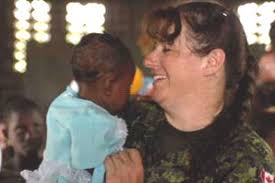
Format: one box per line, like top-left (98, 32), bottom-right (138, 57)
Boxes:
top-left (154, 75), bottom-right (167, 81)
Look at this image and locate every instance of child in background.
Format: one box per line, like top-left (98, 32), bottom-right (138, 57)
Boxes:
top-left (2, 96), bottom-right (45, 172)
top-left (21, 33), bottom-right (135, 183)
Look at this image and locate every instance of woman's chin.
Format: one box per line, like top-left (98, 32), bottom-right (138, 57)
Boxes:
top-left (151, 90), bottom-right (168, 106)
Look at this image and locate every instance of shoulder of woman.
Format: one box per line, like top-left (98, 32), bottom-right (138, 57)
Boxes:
top-left (218, 124), bottom-right (275, 171)
top-left (215, 124), bottom-right (275, 182)
top-left (124, 100), bottom-right (164, 152)
top-left (123, 99), bottom-right (163, 125)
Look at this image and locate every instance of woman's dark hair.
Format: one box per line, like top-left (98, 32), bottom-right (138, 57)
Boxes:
top-left (71, 32), bottom-right (134, 83)
top-left (146, 2), bottom-right (258, 180)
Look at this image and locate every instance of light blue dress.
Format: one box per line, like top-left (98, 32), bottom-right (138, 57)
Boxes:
top-left (21, 86), bottom-right (128, 183)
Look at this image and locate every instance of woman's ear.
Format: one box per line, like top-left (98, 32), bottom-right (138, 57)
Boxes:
top-left (201, 48), bottom-right (225, 77)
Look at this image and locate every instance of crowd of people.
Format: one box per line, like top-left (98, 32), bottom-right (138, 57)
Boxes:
top-left (0, 1), bottom-right (275, 183)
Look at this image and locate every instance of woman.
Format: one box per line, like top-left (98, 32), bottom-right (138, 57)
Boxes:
top-left (105, 2), bottom-right (275, 183)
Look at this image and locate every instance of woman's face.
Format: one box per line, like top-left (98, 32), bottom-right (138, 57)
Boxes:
top-left (144, 29), bottom-right (206, 108)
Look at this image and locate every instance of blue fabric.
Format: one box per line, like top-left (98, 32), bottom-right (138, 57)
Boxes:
top-left (44, 86), bottom-right (126, 183)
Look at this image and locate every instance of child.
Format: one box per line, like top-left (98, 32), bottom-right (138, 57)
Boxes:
top-left (21, 33), bottom-right (135, 183)
top-left (2, 96), bottom-right (45, 172)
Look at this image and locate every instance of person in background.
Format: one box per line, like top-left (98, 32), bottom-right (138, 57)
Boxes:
top-left (21, 32), bottom-right (135, 183)
top-left (1, 96), bottom-right (45, 172)
top-left (258, 20), bottom-right (275, 85)
top-left (0, 96), bottom-right (44, 183)
top-left (252, 20), bottom-right (275, 153)
top-left (253, 83), bottom-right (275, 153)
top-left (0, 120), bottom-right (7, 150)
top-left (104, 2), bottom-right (275, 183)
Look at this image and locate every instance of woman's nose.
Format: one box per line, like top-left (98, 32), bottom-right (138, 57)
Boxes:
top-left (144, 51), bottom-right (160, 69)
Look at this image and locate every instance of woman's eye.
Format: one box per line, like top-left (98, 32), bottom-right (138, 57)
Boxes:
top-left (163, 48), bottom-right (171, 52)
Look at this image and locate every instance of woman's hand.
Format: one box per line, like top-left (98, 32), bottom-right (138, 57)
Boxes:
top-left (105, 148), bottom-right (144, 183)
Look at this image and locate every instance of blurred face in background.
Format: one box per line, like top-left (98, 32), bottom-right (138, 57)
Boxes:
top-left (0, 122), bottom-right (7, 150)
top-left (7, 110), bottom-right (45, 157)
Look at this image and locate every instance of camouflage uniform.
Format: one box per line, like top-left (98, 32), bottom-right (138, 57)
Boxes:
top-left (124, 101), bottom-right (275, 183)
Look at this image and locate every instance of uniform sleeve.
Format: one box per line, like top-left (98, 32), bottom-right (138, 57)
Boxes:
top-left (221, 156), bottom-right (275, 183)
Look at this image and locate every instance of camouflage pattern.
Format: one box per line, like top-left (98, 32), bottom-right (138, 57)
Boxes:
top-left (124, 101), bottom-right (275, 183)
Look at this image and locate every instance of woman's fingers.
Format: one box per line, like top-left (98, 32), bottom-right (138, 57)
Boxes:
top-left (127, 149), bottom-right (144, 182)
top-left (105, 148), bottom-right (144, 183)
top-left (105, 156), bottom-right (117, 176)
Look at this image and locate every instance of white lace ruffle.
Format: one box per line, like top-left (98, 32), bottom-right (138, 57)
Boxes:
top-left (21, 160), bottom-right (91, 183)
top-left (114, 118), bottom-right (128, 151)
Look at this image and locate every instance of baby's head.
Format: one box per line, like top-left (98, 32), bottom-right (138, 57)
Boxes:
top-left (71, 33), bottom-right (135, 114)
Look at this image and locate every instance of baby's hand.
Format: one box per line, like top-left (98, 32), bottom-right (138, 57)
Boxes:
top-left (105, 149), bottom-right (144, 183)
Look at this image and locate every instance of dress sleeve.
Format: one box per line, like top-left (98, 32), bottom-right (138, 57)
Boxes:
top-left (20, 160), bottom-right (91, 183)
top-left (44, 106), bottom-right (71, 165)
top-left (68, 114), bottom-right (127, 170)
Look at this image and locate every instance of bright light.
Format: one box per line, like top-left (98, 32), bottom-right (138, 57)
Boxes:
top-left (31, 0), bottom-right (51, 12)
top-left (15, 30), bottom-right (31, 41)
top-left (247, 34), bottom-right (258, 45)
top-left (65, 33), bottom-right (82, 45)
top-left (15, 0), bottom-right (32, 11)
top-left (13, 0), bottom-right (51, 74)
top-left (32, 10), bottom-right (51, 22)
top-left (14, 51), bottom-right (26, 60)
top-left (14, 10), bottom-right (31, 20)
top-left (14, 41), bottom-right (27, 50)
top-left (66, 2), bottom-right (82, 13)
top-left (85, 26), bottom-right (104, 34)
top-left (65, 13), bottom-right (84, 24)
top-left (66, 2), bottom-right (106, 44)
top-left (33, 32), bottom-right (50, 43)
top-left (259, 34), bottom-right (271, 45)
top-left (66, 24), bottom-right (83, 33)
top-left (33, 22), bottom-right (49, 31)
top-left (13, 60), bottom-right (27, 73)
top-left (238, 2), bottom-right (275, 46)
top-left (15, 21), bottom-right (31, 30)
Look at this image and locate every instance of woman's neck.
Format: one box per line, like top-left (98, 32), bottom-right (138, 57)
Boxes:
top-left (164, 87), bottom-right (224, 132)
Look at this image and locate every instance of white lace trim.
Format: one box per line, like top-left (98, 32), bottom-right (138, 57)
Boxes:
top-left (21, 160), bottom-right (91, 183)
top-left (114, 118), bottom-right (128, 151)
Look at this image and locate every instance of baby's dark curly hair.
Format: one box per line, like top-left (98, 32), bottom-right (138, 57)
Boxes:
top-left (71, 33), bottom-right (134, 83)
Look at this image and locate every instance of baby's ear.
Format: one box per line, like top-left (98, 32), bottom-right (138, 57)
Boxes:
top-left (201, 48), bottom-right (225, 77)
top-left (102, 73), bottom-right (116, 96)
